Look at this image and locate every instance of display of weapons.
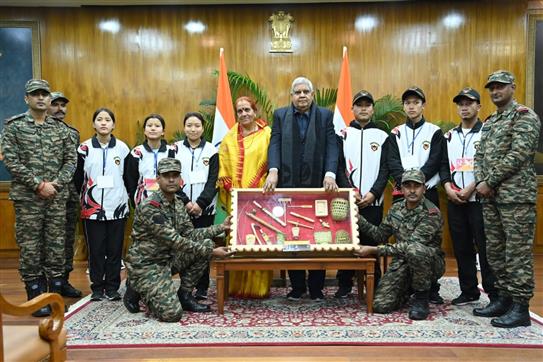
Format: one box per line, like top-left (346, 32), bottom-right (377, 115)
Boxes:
top-left (253, 200), bottom-right (287, 226)
top-left (245, 211), bottom-right (283, 233)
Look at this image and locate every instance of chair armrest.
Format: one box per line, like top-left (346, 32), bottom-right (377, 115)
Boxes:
top-left (0, 292), bottom-right (65, 342)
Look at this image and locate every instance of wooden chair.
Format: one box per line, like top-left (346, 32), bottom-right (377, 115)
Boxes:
top-left (1, 292), bottom-right (67, 362)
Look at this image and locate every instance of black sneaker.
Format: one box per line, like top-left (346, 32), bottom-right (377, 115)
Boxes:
top-left (61, 281), bottom-right (83, 298)
top-left (105, 291), bottom-right (121, 301)
top-left (451, 294), bottom-right (480, 306)
top-left (90, 291), bottom-right (104, 301)
top-left (310, 290), bottom-right (325, 302)
top-left (286, 289), bottom-right (305, 301)
top-left (194, 289), bottom-right (208, 301)
top-left (334, 286), bottom-right (352, 299)
top-left (429, 291), bottom-right (444, 305)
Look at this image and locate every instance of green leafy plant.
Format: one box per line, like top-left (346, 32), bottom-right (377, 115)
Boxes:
top-left (433, 119), bottom-right (458, 133)
top-left (372, 95), bottom-right (405, 133)
top-left (314, 88), bottom-right (338, 109)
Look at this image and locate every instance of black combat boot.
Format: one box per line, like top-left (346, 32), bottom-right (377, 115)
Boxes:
top-left (178, 289), bottom-right (210, 312)
top-left (473, 295), bottom-right (512, 317)
top-left (61, 274), bottom-right (83, 298)
top-left (429, 282), bottom-right (444, 304)
top-left (123, 280), bottom-right (141, 313)
top-left (491, 302), bottom-right (531, 328)
top-left (25, 279), bottom-right (51, 317)
top-left (409, 291), bottom-right (430, 320)
top-left (49, 277), bottom-right (69, 312)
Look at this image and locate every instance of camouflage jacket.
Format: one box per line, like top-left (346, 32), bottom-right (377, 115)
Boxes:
top-left (358, 198), bottom-right (444, 258)
top-left (126, 189), bottom-right (224, 271)
top-left (2, 112), bottom-right (77, 201)
top-left (474, 101), bottom-right (540, 204)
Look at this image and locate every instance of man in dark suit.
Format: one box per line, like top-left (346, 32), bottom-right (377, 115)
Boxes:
top-left (264, 76), bottom-right (339, 301)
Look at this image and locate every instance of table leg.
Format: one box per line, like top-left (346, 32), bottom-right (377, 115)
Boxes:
top-left (356, 270), bottom-right (364, 303)
top-left (366, 267), bottom-right (374, 314)
top-left (216, 263), bottom-right (225, 315)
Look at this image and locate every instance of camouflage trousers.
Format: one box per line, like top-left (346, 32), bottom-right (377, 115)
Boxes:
top-left (64, 198), bottom-right (79, 274)
top-left (374, 243), bottom-right (445, 313)
top-left (14, 198), bottom-right (66, 282)
top-left (483, 203), bottom-right (535, 303)
top-left (129, 240), bottom-right (212, 322)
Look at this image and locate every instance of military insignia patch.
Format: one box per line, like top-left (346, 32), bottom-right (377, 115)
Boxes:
top-left (473, 141), bottom-right (480, 150)
top-left (422, 141), bottom-right (430, 150)
top-left (203, 157), bottom-right (210, 166)
top-left (114, 156), bottom-right (121, 165)
top-left (370, 142), bottom-right (379, 151)
top-left (152, 214), bottom-right (165, 224)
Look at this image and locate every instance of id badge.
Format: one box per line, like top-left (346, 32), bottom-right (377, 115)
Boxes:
top-left (144, 178), bottom-right (159, 191)
top-left (454, 157), bottom-right (474, 172)
top-left (97, 175), bottom-right (114, 189)
top-left (189, 170), bottom-right (206, 184)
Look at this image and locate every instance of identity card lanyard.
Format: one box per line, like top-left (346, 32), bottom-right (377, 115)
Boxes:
top-left (190, 146), bottom-right (203, 171)
top-left (457, 130), bottom-right (476, 157)
top-left (153, 149), bottom-right (159, 176)
top-left (405, 125), bottom-right (424, 155)
top-left (102, 146), bottom-right (109, 175)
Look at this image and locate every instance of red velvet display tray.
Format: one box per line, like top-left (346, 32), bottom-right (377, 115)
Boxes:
top-left (230, 188), bottom-right (359, 253)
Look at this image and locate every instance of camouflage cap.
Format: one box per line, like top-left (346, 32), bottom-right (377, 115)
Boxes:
top-left (401, 169), bottom-right (425, 184)
top-left (50, 91), bottom-right (69, 103)
top-left (484, 70), bottom-right (515, 88)
top-left (453, 87), bottom-right (480, 103)
top-left (157, 158), bottom-right (181, 174)
top-left (25, 79), bottom-right (51, 94)
top-left (352, 90), bottom-right (374, 105)
top-left (402, 86), bottom-right (425, 103)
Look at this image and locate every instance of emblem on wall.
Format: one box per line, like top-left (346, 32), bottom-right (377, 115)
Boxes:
top-left (268, 11), bottom-right (294, 53)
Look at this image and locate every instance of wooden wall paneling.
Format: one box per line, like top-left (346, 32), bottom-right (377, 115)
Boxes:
top-left (0, 1), bottom-right (538, 256)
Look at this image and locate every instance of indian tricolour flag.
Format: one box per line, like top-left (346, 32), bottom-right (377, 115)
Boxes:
top-left (211, 48), bottom-right (236, 148)
top-left (332, 46), bottom-right (354, 134)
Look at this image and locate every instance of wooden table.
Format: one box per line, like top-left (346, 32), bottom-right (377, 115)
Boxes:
top-left (213, 257), bottom-right (375, 315)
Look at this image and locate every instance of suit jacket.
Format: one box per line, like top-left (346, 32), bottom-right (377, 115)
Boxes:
top-left (268, 103), bottom-right (338, 187)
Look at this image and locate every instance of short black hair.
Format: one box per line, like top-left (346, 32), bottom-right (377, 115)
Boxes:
top-left (143, 113), bottom-right (166, 129)
top-left (92, 107), bottom-right (115, 123)
top-left (183, 112), bottom-right (205, 126)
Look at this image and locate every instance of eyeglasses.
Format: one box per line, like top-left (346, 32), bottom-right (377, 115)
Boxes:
top-left (293, 89), bottom-right (312, 95)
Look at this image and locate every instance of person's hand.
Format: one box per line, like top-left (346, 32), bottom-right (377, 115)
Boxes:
top-left (221, 215), bottom-right (233, 231)
top-left (38, 181), bottom-right (58, 199)
top-left (353, 245), bottom-right (378, 257)
top-left (476, 181), bottom-right (494, 198)
top-left (354, 191), bottom-right (363, 207)
top-left (189, 203), bottom-right (202, 216)
top-left (263, 169), bottom-right (278, 193)
top-left (444, 182), bottom-right (465, 205)
top-left (323, 176), bottom-right (338, 192)
top-left (212, 246), bottom-right (236, 259)
top-left (457, 183), bottom-right (476, 201)
top-left (358, 192), bottom-right (376, 209)
top-left (185, 202), bottom-right (194, 213)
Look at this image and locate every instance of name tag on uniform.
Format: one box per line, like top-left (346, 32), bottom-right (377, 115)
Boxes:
top-left (97, 175), bottom-right (114, 189)
top-left (144, 178), bottom-right (159, 191)
top-left (189, 170), bottom-right (206, 184)
top-left (402, 155), bottom-right (419, 169)
top-left (454, 157), bottom-right (474, 172)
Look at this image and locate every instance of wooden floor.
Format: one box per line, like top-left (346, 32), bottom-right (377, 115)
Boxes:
top-left (1, 256), bottom-right (542, 361)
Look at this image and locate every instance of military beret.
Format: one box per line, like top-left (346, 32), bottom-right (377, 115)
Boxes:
top-left (401, 169), bottom-right (425, 184)
top-left (157, 158), bottom-right (181, 174)
top-left (352, 90), bottom-right (374, 105)
top-left (50, 91), bottom-right (69, 103)
top-left (453, 87), bottom-right (481, 103)
top-left (484, 70), bottom-right (515, 88)
top-left (25, 79), bottom-right (51, 94)
top-left (402, 86), bottom-right (425, 103)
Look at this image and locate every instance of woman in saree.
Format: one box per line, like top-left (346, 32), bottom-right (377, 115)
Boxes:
top-left (217, 96), bottom-right (273, 298)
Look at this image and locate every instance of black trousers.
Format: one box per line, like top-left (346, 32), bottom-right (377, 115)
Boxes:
top-left (84, 218), bottom-right (126, 294)
top-left (448, 201), bottom-right (497, 298)
top-left (337, 205), bottom-right (383, 288)
top-left (288, 269), bottom-right (325, 295)
top-left (191, 214), bottom-right (215, 291)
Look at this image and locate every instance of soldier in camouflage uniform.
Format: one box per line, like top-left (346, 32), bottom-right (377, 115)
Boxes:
top-left (2, 79), bottom-right (77, 317)
top-left (354, 169), bottom-right (445, 320)
top-left (124, 158), bottom-right (234, 322)
top-left (47, 91), bottom-right (82, 298)
top-left (473, 70), bottom-right (541, 328)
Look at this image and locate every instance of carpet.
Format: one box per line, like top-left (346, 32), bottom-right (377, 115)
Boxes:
top-left (65, 277), bottom-right (543, 349)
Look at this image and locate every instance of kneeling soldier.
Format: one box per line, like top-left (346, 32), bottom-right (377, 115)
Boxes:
top-left (124, 158), bottom-right (234, 322)
top-left (354, 169), bottom-right (445, 320)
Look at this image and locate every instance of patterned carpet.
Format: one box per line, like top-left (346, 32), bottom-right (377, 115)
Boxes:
top-left (65, 277), bottom-right (543, 349)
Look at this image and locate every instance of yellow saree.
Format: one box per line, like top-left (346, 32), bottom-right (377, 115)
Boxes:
top-left (217, 119), bottom-right (273, 298)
